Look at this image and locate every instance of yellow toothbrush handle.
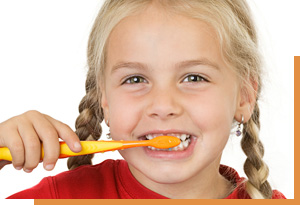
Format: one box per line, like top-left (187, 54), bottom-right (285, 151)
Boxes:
top-left (0, 141), bottom-right (124, 161)
top-left (0, 147), bottom-right (12, 161)
top-left (55, 141), bottom-right (124, 159)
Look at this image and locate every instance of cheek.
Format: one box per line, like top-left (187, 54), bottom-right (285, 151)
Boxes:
top-left (188, 91), bottom-right (235, 143)
top-left (189, 99), bottom-right (233, 162)
top-left (107, 93), bottom-right (142, 140)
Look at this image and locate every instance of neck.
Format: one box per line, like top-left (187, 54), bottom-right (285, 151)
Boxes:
top-left (129, 160), bottom-right (234, 199)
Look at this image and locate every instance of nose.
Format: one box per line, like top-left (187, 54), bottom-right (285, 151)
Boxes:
top-left (145, 86), bottom-right (183, 120)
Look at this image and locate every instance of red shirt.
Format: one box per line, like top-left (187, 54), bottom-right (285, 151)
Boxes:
top-left (7, 159), bottom-right (285, 199)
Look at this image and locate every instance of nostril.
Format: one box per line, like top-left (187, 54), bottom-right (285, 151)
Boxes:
top-left (148, 112), bottom-right (177, 120)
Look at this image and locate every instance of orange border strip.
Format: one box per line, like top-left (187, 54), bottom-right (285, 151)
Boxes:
top-left (35, 57), bottom-right (298, 205)
top-left (294, 56), bottom-right (298, 200)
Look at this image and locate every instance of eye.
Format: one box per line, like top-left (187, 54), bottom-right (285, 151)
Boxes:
top-left (123, 76), bottom-right (147, 84)
top-left (182, 74), bottom-right (208, 83)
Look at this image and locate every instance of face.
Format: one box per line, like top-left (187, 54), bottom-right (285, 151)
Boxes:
top-left (101, 5), bottom-right (243, 190)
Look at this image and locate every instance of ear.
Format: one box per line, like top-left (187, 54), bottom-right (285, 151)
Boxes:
top-left (234, 79), bottom-right (258, 123)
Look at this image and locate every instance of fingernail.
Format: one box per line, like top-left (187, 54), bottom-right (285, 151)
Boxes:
top-left (45, 164), bottom-right (54, 171)
top-left (74, 142), bottom-right (81, 150)
top-left (15, 166), bottom-right (23, 170)
top-left (23, 168), bottom-right (32, 173)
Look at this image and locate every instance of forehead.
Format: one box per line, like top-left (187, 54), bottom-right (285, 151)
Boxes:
top-left (106, 4), bottom-right (224, 69)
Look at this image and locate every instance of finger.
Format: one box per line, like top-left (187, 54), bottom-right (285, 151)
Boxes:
top-left (17, 121), bottom-right (41, 173)
top-left (44, 115), bottom-right (82, 152)
top-left (0, 118), bottom-right (25, 170)
top-left (28, 113), bottom-right (60, 171)
top-left (2, 129), bottom-right (25, 170)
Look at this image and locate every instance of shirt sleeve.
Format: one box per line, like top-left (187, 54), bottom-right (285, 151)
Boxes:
top-left (6, 177), bottom-right (57, 199)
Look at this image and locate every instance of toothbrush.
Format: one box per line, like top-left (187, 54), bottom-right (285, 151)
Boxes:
top-left (0, 136), bottom-right (181, 161)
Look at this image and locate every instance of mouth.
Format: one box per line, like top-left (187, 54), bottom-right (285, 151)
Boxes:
top-left (140, 133), bottom-right (196, 152)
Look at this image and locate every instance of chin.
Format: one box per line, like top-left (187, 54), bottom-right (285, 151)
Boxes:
top-left (146, 167), bottom-right (192, 184)
top-left (126, 153), bottom-right (200, 184)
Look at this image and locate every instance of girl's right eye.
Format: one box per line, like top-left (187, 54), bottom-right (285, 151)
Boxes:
top-left (122, 76), bottom-right (147, 84)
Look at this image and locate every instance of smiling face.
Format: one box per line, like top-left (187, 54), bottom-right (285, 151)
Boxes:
top-left (100, 4), bottom-right (244, 197)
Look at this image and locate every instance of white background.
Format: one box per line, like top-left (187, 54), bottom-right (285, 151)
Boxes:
top-left (0, 0), bottom-right (296, 199)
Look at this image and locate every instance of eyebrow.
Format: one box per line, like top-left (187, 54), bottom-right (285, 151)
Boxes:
top-left (111, 58), bottom-right (219, 73)
top-left (111, 62), bottom-right (147, 74)
top-left (175, 59), bottom-right (220, 70)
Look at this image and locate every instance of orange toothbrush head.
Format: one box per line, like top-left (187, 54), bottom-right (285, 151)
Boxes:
top-left (148, 136), bottom-right (181, 149)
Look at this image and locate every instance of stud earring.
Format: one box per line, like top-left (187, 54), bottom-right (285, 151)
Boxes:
top-left (236, 115), bottom-right (244, 137)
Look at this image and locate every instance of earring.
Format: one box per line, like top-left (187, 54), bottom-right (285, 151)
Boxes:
top-left (236, 115), bottom-right (244, 137)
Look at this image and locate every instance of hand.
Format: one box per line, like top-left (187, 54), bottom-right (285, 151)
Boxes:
top-left (0, 110), bottom-right (82, 172)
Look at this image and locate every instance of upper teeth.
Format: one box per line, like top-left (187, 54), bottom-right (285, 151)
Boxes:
top-left (145, 133), bottom-right (190, 141)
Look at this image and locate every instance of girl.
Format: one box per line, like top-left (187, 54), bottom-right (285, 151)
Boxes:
top-left (0, 0), bottom-right (287, 199)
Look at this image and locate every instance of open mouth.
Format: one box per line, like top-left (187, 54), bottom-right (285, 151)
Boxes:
top-left (144, 133), bottom-right (195, 151)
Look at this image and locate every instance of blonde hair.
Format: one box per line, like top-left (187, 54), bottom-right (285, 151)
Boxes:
top-left (67, 0), bottom-right (272, 199)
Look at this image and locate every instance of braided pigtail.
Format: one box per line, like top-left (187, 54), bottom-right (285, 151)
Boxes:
top-left (67, 71), bottom-right (104, 170)
top-left (241, 103), bottom-right (273, 199)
